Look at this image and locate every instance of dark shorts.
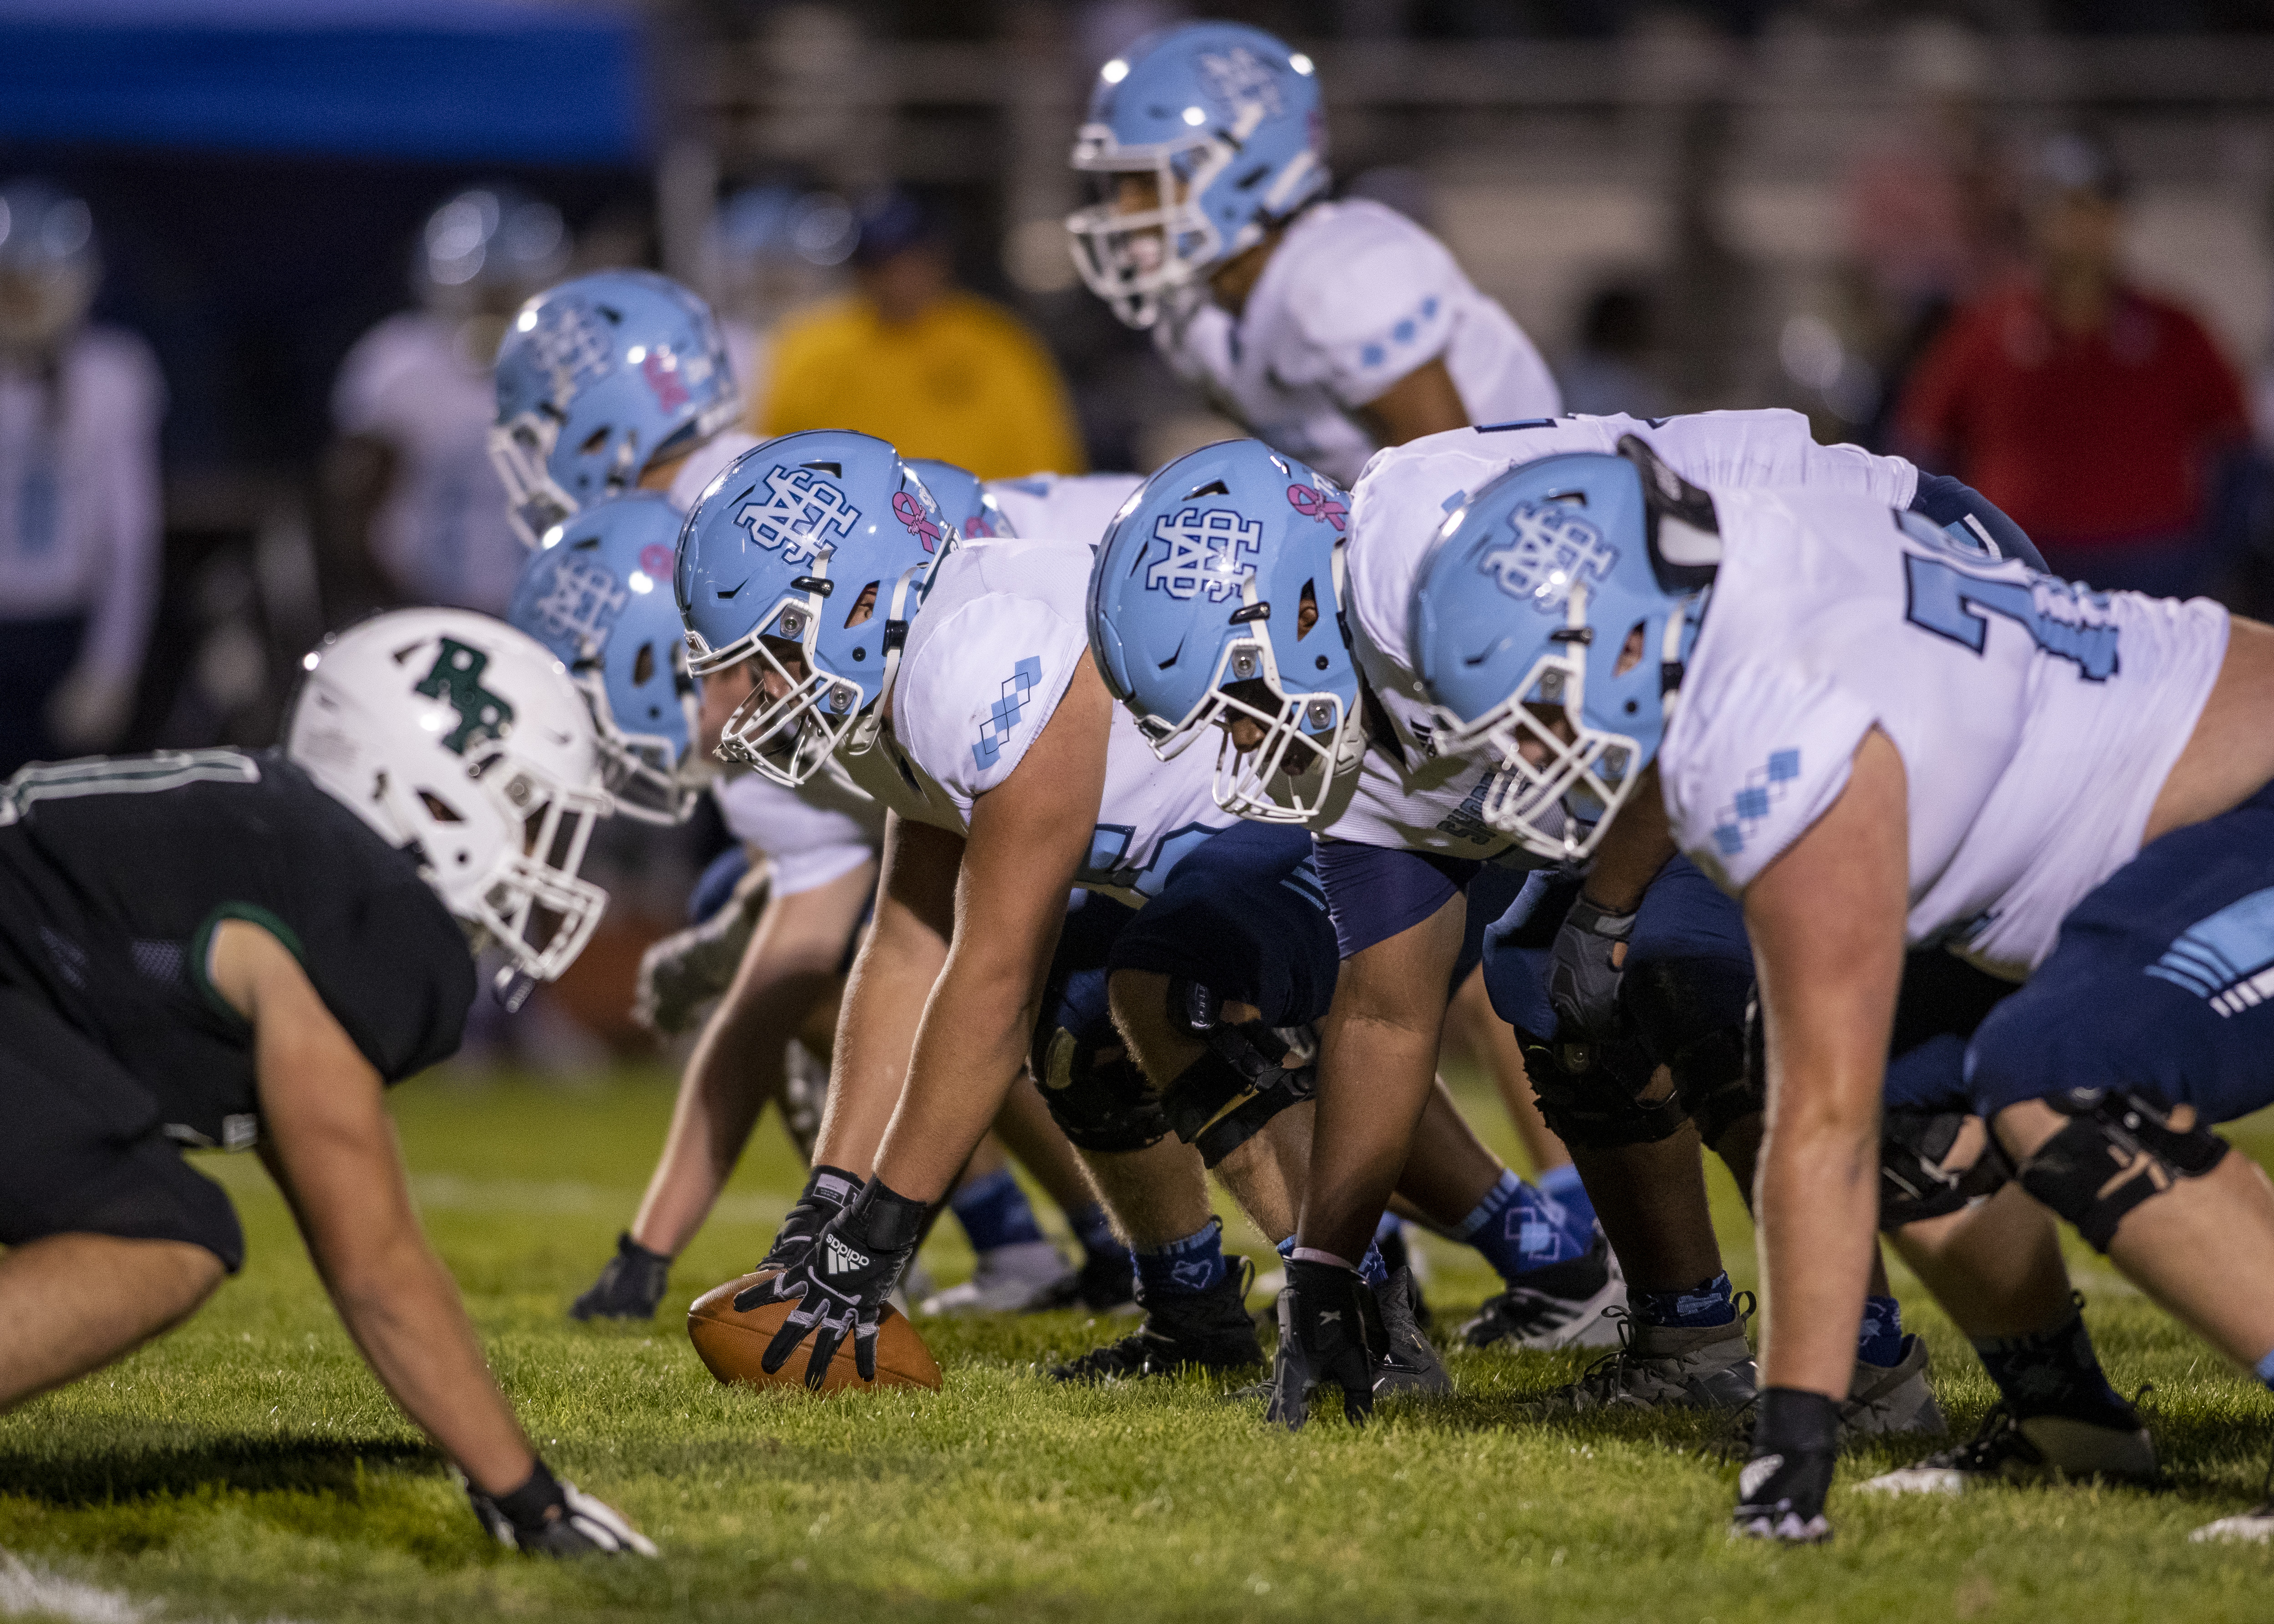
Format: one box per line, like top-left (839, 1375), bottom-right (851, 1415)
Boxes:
top-left (1313, 839), bottom-right (1481, 964)
top-left (1041, 820), bottom-right (1341, 1045)
top-left (1965, 779), bottom-right (2274, 1124)
top-left (1881, 949), bottom-right (2022, 1113)
top-left (0, 984), bottom-right (245, 1271)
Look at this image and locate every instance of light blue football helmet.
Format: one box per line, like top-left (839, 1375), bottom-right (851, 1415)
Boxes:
top-left (0, 179), bottom-right (98, 348)
top-left (907, 458), bottom-right (1016, 540)
top-left (1411, 447), bottom-right (1712, 863)
top-left (507, 494), bottom-right (702, 825)
top-left (1088, 439), bottom-right (1359, 824)
top-left (675, 429), bottom-right (952, 786)
top-left (1066, 21), bottom-right (1329, 329)
top-left (490, 270), bottom-right (742, 549)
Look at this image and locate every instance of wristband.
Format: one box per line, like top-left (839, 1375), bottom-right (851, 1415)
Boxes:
top-left (839, 1176), bottom-right (932, 1253)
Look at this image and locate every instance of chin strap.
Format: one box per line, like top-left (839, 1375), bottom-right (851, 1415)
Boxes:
top-left (846, 552), bottom-right (948, 756)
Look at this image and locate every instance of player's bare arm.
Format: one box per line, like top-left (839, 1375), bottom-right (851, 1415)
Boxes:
top-left (1351, 355), bottom-right (1470, 447)
top-left (212, 917), bottom-right (537, 1497)
top-left (871, 659), bottom-right (1114, 1201)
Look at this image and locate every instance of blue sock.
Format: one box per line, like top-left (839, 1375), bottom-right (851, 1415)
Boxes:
top-left (1456, 1169), bottom-right (1587, 1282)
top-left (1276, 1234), bottom-right (1387, 1287)
top-left (1137, 1217), bottom-right (1226, 1297)
top-left (1066, 1201), bottom-right (1124, 1265)
top-left (1536, 1162), bottom-right (1598, 1243)
top-left (1973, 1306), bottom-right (2133, 1425)
top-left (2257, 1348), bottom-right (2274, 1391)
top-left (1858, 1295), bottom-right (1904, 1367)
top-left (948, 1169), bottom-right (1044, 1255)
top-left (1638, 1271), bottom-right (1738, 1329)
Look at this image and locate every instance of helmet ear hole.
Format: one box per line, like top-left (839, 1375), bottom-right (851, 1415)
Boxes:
top-left (1296, 579), bottom-right (1319, 639)
top-left (632, 641), bottom-right (656, 686)
top-left (844, 582), bottom-right (879, 629)
top-left (418, 789), bottom-right (465, 823)
top-left (579, 426), bottom-right (610, 456)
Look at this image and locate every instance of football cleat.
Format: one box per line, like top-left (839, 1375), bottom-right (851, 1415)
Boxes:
top-left (920, 1240), bottom-right (1077, 1316)
top-left (1843, 1334), bottom-right (1947, 1437)
top-left (1526, 1300), bottom-right (1758, 1416)
top-left (1035, 1246), bottom-right (1140, 1313)
top-left (1458, 1230), bottom-right (1626, 1350)
top-left (1372, 1266), bottom-right (1451, 1400)
top-left (568, 1232), bottom-right (672, 1322)
top-left (2192, 1498), bottom-right (2274, 1543)
top-left (1049, 1258), bottom-right (1260, 1382)
top-left (1858, 1402), bottom-right (2157, 1496)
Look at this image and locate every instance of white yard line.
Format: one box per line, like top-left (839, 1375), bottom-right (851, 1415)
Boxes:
top-left (0, 1550), bottom-right (311, 1624)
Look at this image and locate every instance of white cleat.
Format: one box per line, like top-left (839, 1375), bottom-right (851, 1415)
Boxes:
top-left (920, 1241), bottom-right (1076, 1315)
top-left (1458, 1231), bottom-right (1627, 1351)
top-left (1860, 1405), bottom-right (2156, 1496)
top-left (2192, 1501), bottom-right (2274, 1543)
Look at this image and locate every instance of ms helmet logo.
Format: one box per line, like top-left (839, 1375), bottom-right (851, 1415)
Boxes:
top-left (1146, 507), bottom-right (1264, 602)
top-left (525, 555), bottom-right (629, 655)
top-left (1479, 502), bottom-right (1618, 617)
top-left (527, 299), bottom-right (614, 401)
top-left (414, 640), bottom-right (516, 755)
top-left (737, 465), bottom-right (862, 566)
top-left (1197, 46), bottom-right (1285, 118)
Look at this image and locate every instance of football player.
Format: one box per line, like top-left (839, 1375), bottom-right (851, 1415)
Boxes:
top-left (1065, 22), bottom-right (1560, 486)
top-left (1125, 413), bottom-right (2043, 1429)
top-left (0, 610), bottom-right (650, 1556)
top-left (677, 430), bottom-right (1467, 1390)
top-left (1411, 443), bottom-right (2274, 1543)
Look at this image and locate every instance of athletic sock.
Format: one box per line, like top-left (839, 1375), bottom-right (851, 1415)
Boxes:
top-left (1858, 1295), bottom-right (1905, 1368)
top-left (2256, 1348), bottom-right (2274, 1392)
top-left (1276, 1233), bottom-right (1388, 1287)
top-left (1066, 1201), bottom-right (1118, 1258)
top-left (1535, 1161), bottom-right (1599, 1244)
top-left (948, 1169), bottom-right (1045, 1256)
top-left (1456, 1169), bottom-right (1589, 1282)
top-left (1137, 1217), bottom-right (1227, 1298)
top-left (1971, 1305), bottom-right (2134, 1426)
top-left (1637, 1271), bottom-right (1739, 1329)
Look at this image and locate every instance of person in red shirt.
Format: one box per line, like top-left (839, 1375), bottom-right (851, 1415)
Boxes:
top-left (1897, 131), bottom-right (2251, 597)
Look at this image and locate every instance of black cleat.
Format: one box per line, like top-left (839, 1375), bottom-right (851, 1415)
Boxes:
top-left (1049, 1258), bottom-right (1259, 1382)
top-left (569, 1232), bottom-right (672, 1322)
top-left (1036, 1245), bottom-right (1140, 1313)
top-left (1372, 1266), bottom-right (1451, 1399)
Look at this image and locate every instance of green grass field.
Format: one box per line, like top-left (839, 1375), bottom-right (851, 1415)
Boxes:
top-left (6, 1065), bottom-right (2274, 1623)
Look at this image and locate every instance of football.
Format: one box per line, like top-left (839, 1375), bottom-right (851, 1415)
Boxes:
top-left (687, 1269), bottom-right (944, 1393)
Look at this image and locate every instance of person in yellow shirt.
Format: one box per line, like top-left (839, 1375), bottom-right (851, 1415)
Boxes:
top-left (756, 189), bottom-right (1086, 478)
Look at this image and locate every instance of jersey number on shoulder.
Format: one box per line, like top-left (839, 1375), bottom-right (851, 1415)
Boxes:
top-left (0, 750), bottom-right (263, 827)
top-left (1902, 555), bottom-right (2119, 682)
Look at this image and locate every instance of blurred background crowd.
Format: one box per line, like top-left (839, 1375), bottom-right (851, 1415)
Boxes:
top-left (4, 0), bottom-right (2271, 1058)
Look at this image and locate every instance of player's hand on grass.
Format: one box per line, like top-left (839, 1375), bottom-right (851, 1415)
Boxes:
top-left (568, 1232), bottom-right (673, 1322)
top-left (1729, 1389), bottom-right (1838, 1544)
top-left (1264, 1258), bottom-right (1381, 1431)
top-left (1549, 893), bottom-right (1637, 1038)
top-left (466, 1459), bottom-right (657, 1557)
top-left (754, 1179), bottom-right (929, 1387)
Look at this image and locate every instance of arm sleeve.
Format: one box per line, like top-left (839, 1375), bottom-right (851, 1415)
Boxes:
top-left (1659, 656), bottom-right (1879, 895)
top-left (894, 595), bottom-right (1087, 809)
top-left (79, 336), bottom-right (167, 685)
top-left (1282, 231), bottom-right (1466, 411)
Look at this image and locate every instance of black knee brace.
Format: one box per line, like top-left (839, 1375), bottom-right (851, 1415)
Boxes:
top-left (1031, 1023), bottom-right (1169, 1155)
top-left (1162, 979), bottom-right (1317, 1169)
top-left (1519, 1026), bottom-right (1688, 1150)
top-left (2014, 1089), bottom-right (2228, 1252)
top-left (1879, 1110), bottom-right (2011, 1230)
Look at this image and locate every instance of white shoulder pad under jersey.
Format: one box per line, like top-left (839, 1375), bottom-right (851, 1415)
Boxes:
top-left (712, 757), bottom-right (883, 896)
top-left (985, 472), bottom-right (1143, 545)
top-left (1320, 411), bottom-right (1923, 854)
top-left (1659, 486), bottom-right (2228, 978)
top-left (670, 429), bottom-right (760, 513)
top-left (863, 538), bottom-right (1236, 906)
top-left (1154, 199), bottom-right (1560, 486)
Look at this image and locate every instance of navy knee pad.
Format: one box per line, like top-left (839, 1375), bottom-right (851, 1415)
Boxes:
top-left (1625, 957), bottom-right (1757, 1149)
top-left (1031, 1023), bottom-right (1169, 1156)
top-left (1879, 1109), bottom-right (2011, 1230)
top-left (2013, 1089), bottom-right (2228, 1253)
top-left (1520, 1025), bottom-right (1688, 1150)
top-left (1159, 978), bottom-right (1316, 1169)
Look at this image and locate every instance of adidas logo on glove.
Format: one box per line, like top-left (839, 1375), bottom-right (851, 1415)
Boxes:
top-left (824, 1234), bottom-right (871, 1276)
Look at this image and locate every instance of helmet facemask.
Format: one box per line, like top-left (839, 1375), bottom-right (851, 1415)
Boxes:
top-left (686, 559), bottom-right (867, 789)
top-left (1066, 130), bottom-right (1238, 329)
top-left (569, 660), bottom-right (704, 825)
top-left (490, 407), bottom-right (583, 550)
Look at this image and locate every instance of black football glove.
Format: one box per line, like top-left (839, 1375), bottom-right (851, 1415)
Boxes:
top-left (756, 1177), bottom-right (929, 1388)
top-left (740, 1165), bottom-right (865, 1305)
top-left (1730, 1387), bottom-right (1839, 1544)
top-left (568, 1232), bottom-right (672, 1322)
top-left (1549, 892), bottom-right (1637, 1039)
top-left (1264, 1258), bottom-right (1382, 1431)
top-left (466, 1457), bottom-right (656, 1557)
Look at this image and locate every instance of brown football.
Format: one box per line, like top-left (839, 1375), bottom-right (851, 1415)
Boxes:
top-left (687, 1269), bottom-right (944, 1393)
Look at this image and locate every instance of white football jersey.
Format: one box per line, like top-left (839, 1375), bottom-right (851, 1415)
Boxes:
top-left (985, 471), bottom-right (1142, 545)
top-left (0, 326), bottom-right (164, 685)
top-left (843, 537), bottom-right (1236, 907)
top-left (1328, 411), bottom-right (1922, 856)
top-left (712, 758), bottom-right (884, 897)
top-left (333, 311), bottom-right (526, 615)
top-left (1157, 199), bottom-right (1560, 486)
top-left (1660, 486), bottom-right (2228, 978)
top-left (669, 428), bottom-right (760, 514)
